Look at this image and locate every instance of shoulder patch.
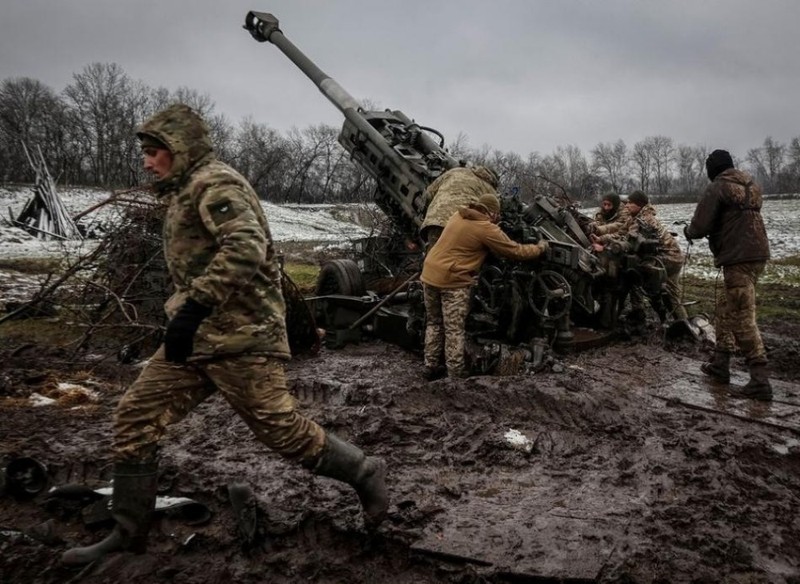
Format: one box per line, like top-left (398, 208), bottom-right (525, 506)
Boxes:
top-left (207, 198), bottom-right (240, 226)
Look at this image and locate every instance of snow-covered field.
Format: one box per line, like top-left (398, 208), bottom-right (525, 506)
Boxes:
top-left (0, 186), bottom-right (370, 261)
top-left (1, 186), bottom-right (798, 285)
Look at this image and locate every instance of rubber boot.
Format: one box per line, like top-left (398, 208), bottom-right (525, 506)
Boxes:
top-left (731, 361), bottom-right (773, 401)
top-left (61, 461), bottom-right (158, 565)
top-left (313, 434), bottom-right (388, 526)
top-left (422, 365), bottom-right (446, 381)
top-left (700, 350), bottom-right (731, 383)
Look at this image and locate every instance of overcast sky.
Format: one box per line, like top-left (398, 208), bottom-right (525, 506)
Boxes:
top-left (1, 0), bottom-right (798, 161)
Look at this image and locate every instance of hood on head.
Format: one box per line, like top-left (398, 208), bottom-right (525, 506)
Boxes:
top-left (137, 103), bottom-right (213, 188)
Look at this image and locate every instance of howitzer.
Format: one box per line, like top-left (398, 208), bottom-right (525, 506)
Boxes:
top-left (243, 12), bottom-right (675, 365)
top-left (245, 11), bottom-right (459, 243)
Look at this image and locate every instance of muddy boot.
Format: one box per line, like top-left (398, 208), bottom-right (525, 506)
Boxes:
top-left (61, 461), bottom-right (158, 566)
top-left (313, 434), bottom-right (388, 527)
top-left (700, 350), bottom-right (731, 383)
top-left (422, 365), bottom-right (446, 381)
top-left (731, 361), bottom-right (773, 401)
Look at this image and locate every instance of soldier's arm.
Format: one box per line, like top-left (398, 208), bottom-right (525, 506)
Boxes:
top-left (424, 173), bottom-right (445, 205)
top-left (594, 219), bottom-right (623, 236)
top-left (686, 185), bottom-right (721, 239)
top-left (482, 224), bottom-right (546, 261)
top-left (190, 182), bottom-right (268, 307)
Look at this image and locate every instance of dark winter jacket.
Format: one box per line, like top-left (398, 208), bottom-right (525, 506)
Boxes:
top-left (685, 168), bottom-right (770, 268)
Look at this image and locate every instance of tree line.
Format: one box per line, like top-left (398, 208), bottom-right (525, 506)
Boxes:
top-left (2, 62), bottom-right (799, 205)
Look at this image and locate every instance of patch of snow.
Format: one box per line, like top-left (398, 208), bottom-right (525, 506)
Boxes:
top-left (0, 186), bottom-right (369, 261)
top-left (29, 393), bottom-right (57, 407)
top-left (504, 428), bottom-right (534, 453)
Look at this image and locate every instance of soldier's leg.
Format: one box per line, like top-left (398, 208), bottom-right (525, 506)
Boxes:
top-left (441, 286), bottom-right (472, 378)
top-left (63, 348), bottom-right (215, 565)
top-left (723, 263), bottom-right (771, 400)
top-left (423, 284), bottom-right (445, 370)
top-left (114, 347), bottom-right (217, 462)
top-left (628, 286), bottom-right (647, 322)
top-left (209, 356), bottom-right (387, 525)
top-left (724, 263), bottom-right (767, 363)
top-left (207, 356), bottom-right (325, 462)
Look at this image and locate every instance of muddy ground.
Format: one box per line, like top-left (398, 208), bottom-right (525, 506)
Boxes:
top-left (1, 305), bottom-right (800, 583)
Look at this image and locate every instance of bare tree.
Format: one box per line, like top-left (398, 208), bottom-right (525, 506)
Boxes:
top-left (650, 135), bottom-right (674, 195)
top-left (630, 139), bottom-right (652, 193)
top-left (232, 117), bottom-right (289, 196)
top-left (747, 136), bottom-right (785, 193)
top-left (591, 139), bottom-right (628, 194)
top-left (0, 77), bottom-right (65, 183)
top-left (63, 63), bottom-right (144, 186)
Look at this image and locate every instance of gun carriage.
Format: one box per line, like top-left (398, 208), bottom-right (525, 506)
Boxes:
top-left (244, 12), bottom-right (670, 370)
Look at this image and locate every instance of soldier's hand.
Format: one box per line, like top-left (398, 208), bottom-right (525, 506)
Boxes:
top-left (164, 298), bottom-right (213, 363)
top-left (538, 240), bottom-right (549, 255)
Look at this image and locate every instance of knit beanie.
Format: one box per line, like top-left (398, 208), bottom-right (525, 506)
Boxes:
top-left (705, 149), bottom-right (734, 181)
top-left (602, 192), bottom-right (621, 209)
top-left (627, 190), bottom-right (649, 207)
top-left (476, 193), bottom-right (501, 214)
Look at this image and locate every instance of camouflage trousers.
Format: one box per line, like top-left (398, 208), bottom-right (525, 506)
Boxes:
top-left (423, 284), bottom-right (472, 377)
top-left (714, 261), bottom-right (767, 363)
top-left (113, 346), bottom-right (326, 464)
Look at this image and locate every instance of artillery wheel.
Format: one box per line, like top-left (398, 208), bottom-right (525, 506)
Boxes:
top-left (472, 264), bottom-right (505, 315)
top-left (527, 270), bottom-right (572, 320)
top-left (315, 259), bottom-right (366, 296)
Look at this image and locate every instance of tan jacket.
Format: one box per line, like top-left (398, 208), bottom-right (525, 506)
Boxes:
top-left (421, 207), bottom-right (546, 289)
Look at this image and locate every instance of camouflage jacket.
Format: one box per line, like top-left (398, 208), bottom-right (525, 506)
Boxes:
top-left (420, 167), bottom-right (496, 234)
top-left (138, 104), bottom-right (290, 360)
top-left (685, 168), bottom-right (770, 267)
top-left (598, 204), bottom-right (683, 263)
top-left (421, 206), bottom-right (545, 289)
top-left (593, 205), bottom-right (630, 236)
top-left (625, 204), bottom-right (684, 265)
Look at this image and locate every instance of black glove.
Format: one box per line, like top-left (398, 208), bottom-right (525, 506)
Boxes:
top-left (164, 298), bottom-right (213, 363)
top-left (683, 224), bottom-right (693, 243)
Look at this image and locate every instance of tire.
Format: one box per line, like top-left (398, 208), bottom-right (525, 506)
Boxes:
top-left (315, 259), bottom-right (366, 296)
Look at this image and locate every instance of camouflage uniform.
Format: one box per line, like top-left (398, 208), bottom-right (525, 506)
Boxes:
top-left (116, 104), bottom-right (325, 464)
top-left (421, 203), bottom-right (546, 377)
top-left (420, 166), bottom-right (497, 248)
top-left (422, 286), bottom-right (472, 377)
top-left (593, 205), bottom-right (630, 237)
top-left (593, 204), bottom-right (644, 314)
top-left (627, 204), bottom-right (687, 321)
top-left (686, 168), bottom-right (770, 362)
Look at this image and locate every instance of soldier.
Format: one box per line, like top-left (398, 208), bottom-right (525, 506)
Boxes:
top-left (588, 192), bottom-right (646, 323)
top-left (62, 104), bottom-right (388, 566)
top-left (591, 192), bottom-right (629, 236)
top-left (420, 193), bottom-right (548, 380)
top-left (592, 191), bottom-right (688, 323)
top-left (685, 149), bottom-right (771, 401)
top-left (420, 165), bottom-right (499, 250)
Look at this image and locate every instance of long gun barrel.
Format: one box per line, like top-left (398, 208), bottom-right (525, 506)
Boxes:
top-left (244, 11), bottom-right (460, 239)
